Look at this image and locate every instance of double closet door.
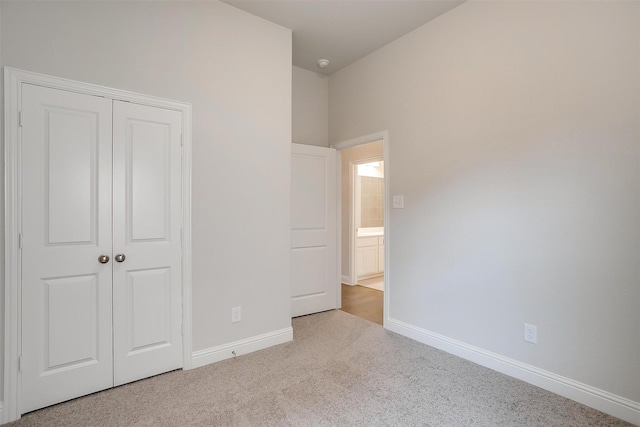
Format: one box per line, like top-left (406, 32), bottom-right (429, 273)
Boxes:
top-left (20, 84), bottom-right (183, 413)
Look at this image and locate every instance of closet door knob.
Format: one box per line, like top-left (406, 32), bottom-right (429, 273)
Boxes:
top-left (115, 253), bottom-right (126, 263)
top-left (98, 255), bottom-right (110, 264)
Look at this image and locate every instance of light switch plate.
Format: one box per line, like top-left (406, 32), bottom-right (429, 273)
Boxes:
top-left (392, 195), bottom-right (404, 209)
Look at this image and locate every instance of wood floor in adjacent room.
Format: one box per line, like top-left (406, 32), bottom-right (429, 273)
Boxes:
top-left (340, 283), bottom-right (383, 325)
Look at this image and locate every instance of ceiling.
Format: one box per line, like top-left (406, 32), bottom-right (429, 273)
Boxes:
top-left (222, 1), bottom-right (465, 76)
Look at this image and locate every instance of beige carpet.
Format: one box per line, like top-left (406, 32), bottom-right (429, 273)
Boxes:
top-left (5, 310), bottom-right (632, 427)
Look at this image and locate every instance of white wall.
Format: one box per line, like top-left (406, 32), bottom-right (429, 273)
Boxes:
top-left (340, 142), bottom-right (383, 280)
top-left (330, 0), bottom-right (640, 413)
top-left (1, 0), bottom-right (292, 356)
top-left (292, 66), bottom-right (329, 147)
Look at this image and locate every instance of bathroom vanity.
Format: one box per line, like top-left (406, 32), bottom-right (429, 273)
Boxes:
top-left (356, 227), bottom-right (384, 278)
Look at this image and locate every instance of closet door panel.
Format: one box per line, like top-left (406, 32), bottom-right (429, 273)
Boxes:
top-left (20, 84), bottom-right (114, 413)
top-left (127, 267), bottom-right (172, 350)
top-left (129, 119), bottom-right (170, 241)
top-left (112, 101), bottom-right (183, 386)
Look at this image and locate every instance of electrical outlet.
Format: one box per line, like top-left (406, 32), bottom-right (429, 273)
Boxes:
top-left (392, 195), bottom-right (404, 209)
top-left (231, 306), bottom-right (241, 323)
top-left (524, 323), bottom-right (537, 344)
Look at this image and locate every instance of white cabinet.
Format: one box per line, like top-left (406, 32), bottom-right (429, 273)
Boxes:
top-left (356, 235), bottom-right (384, 279)
top-left (363, 246), bottom-right (379, 275)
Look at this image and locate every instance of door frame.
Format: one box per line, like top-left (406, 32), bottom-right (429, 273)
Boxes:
top-left (3, 67), bottom-right (193, 423)
top-left (332, 130), bottom-right (389, 325)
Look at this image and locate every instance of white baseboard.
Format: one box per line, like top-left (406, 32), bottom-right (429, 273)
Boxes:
top-left (190, 327), bottom-right (293, 369)
top-left (386, 317), bottom-right (640, 426)
top-left (341, 275), bottom-right (356, 285)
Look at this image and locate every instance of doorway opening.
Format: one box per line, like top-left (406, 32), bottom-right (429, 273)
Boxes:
top-left (353, 159), bottom-right (384, 290)
top-left (333, 132), bottom-right (388, 326)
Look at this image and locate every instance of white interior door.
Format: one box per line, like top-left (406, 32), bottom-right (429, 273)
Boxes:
top-left (112, 101), bottom-right (183, 385)
top-left (20, 84), bottom-right (114, 413)
top-left (291, 143), bottom-right (338, 317)
top-left (20, 84), bottom-right (183, 413)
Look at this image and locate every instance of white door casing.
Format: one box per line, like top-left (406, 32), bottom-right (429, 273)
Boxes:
top-left (4, 68), bottom-right (193, 422)
top-left (291, 143), bottom-right (338, 317)
top-left (20, 84), bottom-right (115, 413)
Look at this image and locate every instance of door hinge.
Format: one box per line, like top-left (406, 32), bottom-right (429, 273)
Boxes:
top-left (181, 323), bottom-right (184, 336)
top-left (180, 134), bottom-right (184, 146)
top-left (18, 355), bottom-right (22, 372)
top-left (18, 111), bottom-right (23, 127)
top-left (180, 228), bottom-right (183, 244)
top-left (18, 233), bottom-right (23, 249)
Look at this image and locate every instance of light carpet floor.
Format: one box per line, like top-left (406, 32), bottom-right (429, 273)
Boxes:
top-left (5, 310), bottom-right (632, 427)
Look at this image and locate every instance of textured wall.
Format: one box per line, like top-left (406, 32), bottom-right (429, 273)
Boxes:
top-left (1, 0), bottom-right (292, 356)
top-left (330, 1), bottom-right (640, 404)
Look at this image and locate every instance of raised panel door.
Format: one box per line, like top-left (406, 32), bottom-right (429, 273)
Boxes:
top-left (291, 144), bottom-right (338, 317)
top-left (112, 101), bottom-right (183, 385)
top-left (20, 84), bottom-right (114, 413)
top-left (20, 85), bottom-right (184, 414)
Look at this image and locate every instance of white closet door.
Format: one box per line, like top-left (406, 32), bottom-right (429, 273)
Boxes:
top-left (112, 101), bottom-right (183, 385)
top-left (291, 143), bottom-right (338, 317)
top-left (20, 84), bottom-right (114, 413)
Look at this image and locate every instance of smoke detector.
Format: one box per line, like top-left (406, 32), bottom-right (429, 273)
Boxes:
top-left (317, 59), bottom-right (330, 69)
